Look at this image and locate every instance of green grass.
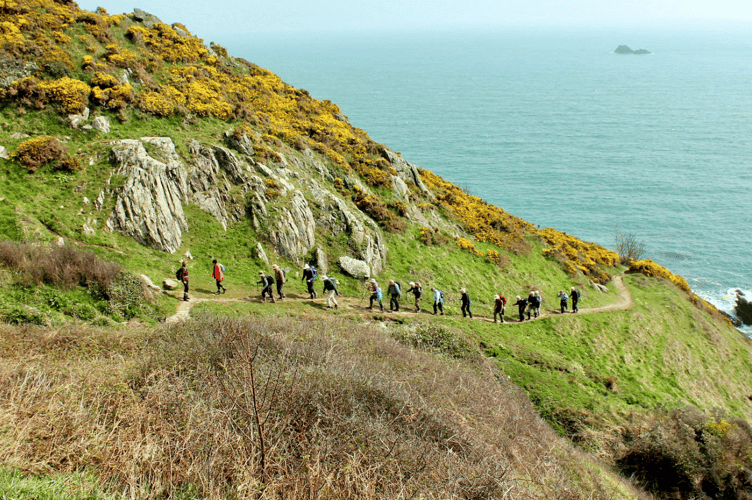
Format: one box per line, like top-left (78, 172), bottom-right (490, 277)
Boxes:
top-left (0, 467), bottom-right (113, 500)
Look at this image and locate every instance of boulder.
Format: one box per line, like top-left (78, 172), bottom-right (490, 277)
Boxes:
top-left (91, 116), bottom-right (110, 133)
top-left (163, 278), bottom-right (179, 290)
top-left (140, 274), bottom-right (163, 293)
top-left (68, 108), bottom-right (90, 129)
top-left (338, 256), bottom-right (370, 279)
top-left (381, 147), bottom-right (432, 197)
top-left (133, 8), bottom-right (162, 24)
top-left (0, 146), bottom-right (8, 160)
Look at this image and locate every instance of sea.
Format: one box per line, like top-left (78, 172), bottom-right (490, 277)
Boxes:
top-left (214, 25), bottom-right (752, 333)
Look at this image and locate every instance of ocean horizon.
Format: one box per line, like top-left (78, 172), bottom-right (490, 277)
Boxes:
top-left (214, 26), bottom-right (752, 331)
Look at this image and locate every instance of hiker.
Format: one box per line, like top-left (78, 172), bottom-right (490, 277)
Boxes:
top-left (431, 287), bottom-right (445, 315)
top-left (211, 259), bottom-right (226, 295)
top-left (368, 279), bottom-right (383, 311)
top-left (557, 290), bottom-right (569, 313)
top-left (176, 260), bottom-right (189, 301)
top-left (526, 291), bottom-right (537, 320)
top-left (272, 264), bottom-right (286, 300)
top-left (387, 280), bottom-right (401, 312)
top-left (460, 288), bottom-right (473, 318)
top-left (322, 275), bottom-right (339, 309)
top-left (302, 264), bottom-right (317, 299)
top-left (534, 290), bottom-right (543, 317)
top-left (257, 271), bottom-right (275, 302)
top-left (513, 295), bottom-right (527, 322)
top-left (494, 294), bottom-right (506, 323)
top-left (409, 281), bottom-right (423, 313)
top-left (570, 286), bottom-right (580, 313)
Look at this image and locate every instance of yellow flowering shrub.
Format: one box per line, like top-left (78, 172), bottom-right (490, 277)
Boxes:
top-left (420, 168), bottom-right (533, 254)
top-left (12, 136), bottom-right (69, 173)
top-left (537, 227), bottom-right (619, 283)
top-left (136, 90), bottom-right (175, 116)
top-left (51, 30), bottom-right (69, 45)
top-left (37, 77), bottom-right (90, 113)
top-left (628, 260), bottom-right (691, 292)
top-left (456, 238), bottom-right (482, 257)
top-left (706, 418), bottom-right (732, 438)
top-left (126, 23), bottom-right (208, 63)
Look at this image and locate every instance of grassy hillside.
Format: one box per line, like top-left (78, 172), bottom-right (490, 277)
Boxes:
top-left (1, 1), bottom-right (752, 498)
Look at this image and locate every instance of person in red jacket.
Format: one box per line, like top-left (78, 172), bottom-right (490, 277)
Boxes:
top-left (212, 259), bottom-right (226, 295)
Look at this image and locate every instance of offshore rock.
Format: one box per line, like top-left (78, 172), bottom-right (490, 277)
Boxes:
top-left (736, 290), bottom-right (752, 326)
top-left (106, 138), bottom-right (188, 253)
top-left (338, 256), bottom-right (370, 279)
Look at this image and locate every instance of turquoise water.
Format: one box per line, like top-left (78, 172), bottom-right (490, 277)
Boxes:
top-left (217, 26), bottom-right (752, 328)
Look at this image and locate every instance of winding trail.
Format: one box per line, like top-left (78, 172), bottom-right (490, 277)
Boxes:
top-left (165, 275), bottom-right (635, 325)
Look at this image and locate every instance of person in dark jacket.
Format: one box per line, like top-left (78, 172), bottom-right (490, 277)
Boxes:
top-left (322, 275), bottom-right (339, 309)
top-left (460, 288), bottom-right (472, 318)
top-left (570, 286), bottom-right (580, 313)
top-left (177, 260), bottom-right (189, 301)
top-left (387, 280), bottom-right (401, 312)
top-left (272, 264), bottom-right (286, 300)
top-left (409, 282), bottom-right (423, 313)
top-left (526, 291), bottom-right (537, 320)
top-left (494, 294), bottom-right (506, 323)
top-left (513, 295), bottom-right (527, 322)
top-left (302, 265), bottom-right (316, 299)
top-left (257, 271), bottom-right (275, 302)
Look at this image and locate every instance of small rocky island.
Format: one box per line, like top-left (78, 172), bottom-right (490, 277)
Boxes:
top-left (614, 45), bottom-right (651, 55)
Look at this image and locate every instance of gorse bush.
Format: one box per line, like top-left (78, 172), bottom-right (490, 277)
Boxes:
top-left (628, 259), bottom-right (691, 293)
top-left (12, 136), bottom-right (69, 172)
top-left (616, 406), bottom-right (752, 499)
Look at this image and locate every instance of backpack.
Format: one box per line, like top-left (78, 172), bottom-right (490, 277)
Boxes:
top-left (219, 263), bottom-right (225, 273)
top-left (500, 295), bottom-right (507, 306)
top-left (266, 274), bottom-right (275, 285)
top-left (394, 281), bottom-right (401, 297)
top-left (176, 267), bottom-right (184, 281)
top-left (310, 265), bottom-right (317, 279)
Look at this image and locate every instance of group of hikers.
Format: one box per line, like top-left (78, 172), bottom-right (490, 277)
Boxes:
top-left (175, 260), bottom-right (582, 321)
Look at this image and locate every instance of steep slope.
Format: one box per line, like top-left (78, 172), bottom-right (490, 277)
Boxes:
top-left (1, 2), bottom-right (751, 498)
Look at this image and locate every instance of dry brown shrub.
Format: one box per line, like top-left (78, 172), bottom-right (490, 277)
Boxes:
top-left (0, 314), bottom-right (647, 499)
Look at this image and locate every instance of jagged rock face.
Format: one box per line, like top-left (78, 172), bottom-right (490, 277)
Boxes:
top-left (381, 147), bottom-right (432, 196)
top-left (106, 138), bottom-right (189, 253)
top-left (187, 140), bottom-right (234, 230)
top-left (268, 190), bottom-right (316, 261)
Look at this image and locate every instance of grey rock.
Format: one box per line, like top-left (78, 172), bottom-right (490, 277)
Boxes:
top-left (133, 8), bottom-right (162, 24)
top-left (163, 278), bottom-right (179, 290)
top-left (315, 247), bottom-right (329, 275)
top-left (212, 146), bottom-right (247, 184)
top-left (53, 236), bottom-right (65, 247)
top-left (94, 190), bottom-right (105, 211)
top-left (0, 57), bottom-right (38, 88)
top-left (68, 108), bottom-right (90, 129)
top-left (338, 256), bottom-right (370, 279)
top-left (140, 274), bottom-right (163, 292)
top-left (82, 224), bottom-right (96, 235)
top-left (381, 147), bottom-right (432, 196)
top-left (0, 146), bottom-right (8, 160)
top-left (173, 27), bottom-right (187, 37)
top-left (106, 138), bottom-right (189, 253)
top-left (269, 190), bottom-right (316, 260)
top-left (256, 242), bottom-right (269, 264)
top-left (91, 116), bottom-right (111, 133)
top-left (10, 133), bottom-right (29, 140)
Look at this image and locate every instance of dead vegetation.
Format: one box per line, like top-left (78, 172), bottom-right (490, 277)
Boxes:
top-left (0, 314), bottom-right (645, 499)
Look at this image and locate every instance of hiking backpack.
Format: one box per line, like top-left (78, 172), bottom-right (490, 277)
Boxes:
top-left (266, 274), bottom-right (275, 285)
top-left (176, 267), bottom-right (184, 281)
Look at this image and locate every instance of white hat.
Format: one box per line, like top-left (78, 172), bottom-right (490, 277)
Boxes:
top-left (409, 282), bottom-right (415, 286)
top-left (571, 286), bottom-right (575, 290)
top-left (370, 278), bottom-right (376, 283)
top-left (322, 275), bottom-right (328, 280)
top-left (460, 288), bottom-right (466, 293)
top-left (494, 294), bottom-right (499, 300)
top-left (516, 295), bottom-right (521, 300)
top-left (304, 264), bottom-right (309, 269)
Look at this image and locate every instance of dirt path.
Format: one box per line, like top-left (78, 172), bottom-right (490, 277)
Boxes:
top-left (165, 275), bottom-right (635, 324)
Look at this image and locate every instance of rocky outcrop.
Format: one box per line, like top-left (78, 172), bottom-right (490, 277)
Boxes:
top-left (106, 137), bottom-right (189, 253)
top-left (338, 256), bottom-right (370, 279)
top-left (736, 290), bottom-right (752, 326)
top-left (614, 45), bottom-right (651, 55)
top-left (268, 190), bottom-right (316, 261)
top-left (381, 147), bottom-right (432, 197)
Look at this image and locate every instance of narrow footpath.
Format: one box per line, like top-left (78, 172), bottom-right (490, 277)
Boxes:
top-left (166, 275), bottom-right (634, 325)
